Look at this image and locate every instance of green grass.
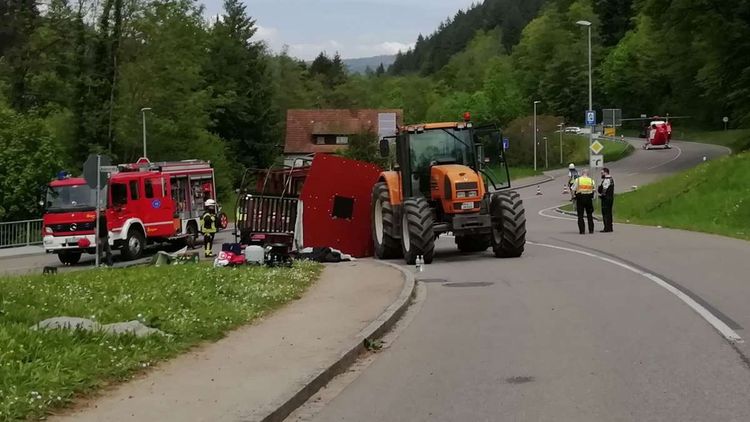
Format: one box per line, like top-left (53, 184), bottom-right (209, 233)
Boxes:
top-left (672, 129), bottom-right (750, 153)
top-left (0, 262), bottom-right (321, 420)
top-left (560, 153), bottom-right (750, 240)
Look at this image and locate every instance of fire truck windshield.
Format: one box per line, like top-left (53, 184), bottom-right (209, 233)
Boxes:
top-left (45, 184), bottom-right (97, 212)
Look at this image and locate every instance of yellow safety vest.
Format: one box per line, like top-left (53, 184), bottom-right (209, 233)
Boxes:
top-left (576, 177), bottom-right (595, 194)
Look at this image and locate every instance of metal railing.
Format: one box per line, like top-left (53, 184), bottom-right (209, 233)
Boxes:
top-left (0, 219), bottom-right (44, 248)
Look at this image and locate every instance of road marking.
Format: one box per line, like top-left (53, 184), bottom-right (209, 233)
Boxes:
top-left (643, 144), bottom-right (683, 171)
top-left (527, 241), bottom-right (743, 344)
top-left (538, 204), bottom-right (577, 221)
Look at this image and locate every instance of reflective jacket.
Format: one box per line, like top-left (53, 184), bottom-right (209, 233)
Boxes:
top-left (574, 176), bottom-right (595, 195)
top-left (201, 212), bottom-right (217, 234)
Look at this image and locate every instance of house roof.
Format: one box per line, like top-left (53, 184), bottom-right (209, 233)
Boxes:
top-left (284, 109), bottom-right (403, 154)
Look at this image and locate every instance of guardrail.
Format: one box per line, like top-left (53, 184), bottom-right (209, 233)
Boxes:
top-left (0, 219), bottom-right (43, 248)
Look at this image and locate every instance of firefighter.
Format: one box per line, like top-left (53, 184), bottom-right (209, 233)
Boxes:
top-left (567, 163), bottom-right (579, 200)
top-left (571, 169), bottom-right (595, 234)
top-left (598, 167), bottom-right (615, 232)
top-left (201, 199), bottom-right (218, 257)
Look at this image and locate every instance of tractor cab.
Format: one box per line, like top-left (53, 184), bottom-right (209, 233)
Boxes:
top-left (373, 115), bottom-right (526, 265)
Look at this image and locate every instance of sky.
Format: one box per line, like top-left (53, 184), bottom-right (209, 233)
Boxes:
top-left (202, 0), bottom-right (478, 60)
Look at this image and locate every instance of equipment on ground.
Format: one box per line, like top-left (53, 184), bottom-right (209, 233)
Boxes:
top-left (371, 114), bottom-right (526, 265)
top-left (42, 159), bottom-right (228, 265)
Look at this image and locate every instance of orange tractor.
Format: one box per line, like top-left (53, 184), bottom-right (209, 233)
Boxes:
top-left (372, 115), bottom-right (526, 264)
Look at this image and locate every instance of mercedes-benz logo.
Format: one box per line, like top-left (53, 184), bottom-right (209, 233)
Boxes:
top-left (70, 223), bottom-right (77, 231)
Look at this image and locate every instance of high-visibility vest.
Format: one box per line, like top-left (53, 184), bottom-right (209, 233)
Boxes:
top-left (201, 212), bottom-right (217, 234)
top-left (576, 176), bottom-right (595, 194)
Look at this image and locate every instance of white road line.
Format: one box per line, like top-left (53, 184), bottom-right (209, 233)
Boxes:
top-left (538, 204), bottom-right (577, 221)
top-left (528, 241), bottom-right (743, 344)
top-left (644, 145), bottom-right (683, 171)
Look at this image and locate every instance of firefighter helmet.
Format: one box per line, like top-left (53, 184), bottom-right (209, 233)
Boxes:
top-left (205, 199), bottom-right (217, 207)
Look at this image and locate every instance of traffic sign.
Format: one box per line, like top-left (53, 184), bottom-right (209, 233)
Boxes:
top-left (590, 140), bottom-right (604, 155)
top-left (590, 154), bottom-right (604, 169)
top-left (585, 110), bottom-right (596, 126)
top-left (723, 116), bottom-right (729, 123)
top-left (83, 154), bottom-right (112, 189)
top-left (100, 165), bottom-right (118, 173)
top-left (502, 137), bottom-right (509, 150)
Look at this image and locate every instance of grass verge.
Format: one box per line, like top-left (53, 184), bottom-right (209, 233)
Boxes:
top-left (673, 129), bottom-right (750, 153)
top-left (0, 261), bottom-right (321, 420)
top-left (559, 153), bottom-right (750, 240)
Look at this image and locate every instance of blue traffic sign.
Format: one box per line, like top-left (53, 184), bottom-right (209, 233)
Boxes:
top-left (585, 110), bottom-right (596, 126)
top-left (502, 138), bottom-right (509, 150)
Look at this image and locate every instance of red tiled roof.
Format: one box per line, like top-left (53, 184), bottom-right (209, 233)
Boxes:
top-left (284, 109), bottom-right (403, 154)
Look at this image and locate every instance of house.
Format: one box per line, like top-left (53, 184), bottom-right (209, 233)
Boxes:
top-left (283, 109), bottom-right (404, 166)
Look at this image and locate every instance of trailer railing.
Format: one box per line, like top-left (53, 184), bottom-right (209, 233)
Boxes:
top-left (0, 219), bottom-right (44, 248)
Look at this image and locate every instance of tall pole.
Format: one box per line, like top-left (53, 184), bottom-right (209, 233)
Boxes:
top-left (95, 155), bottom-right (101, 268)
top-left (533, 100), bottom-right (540, 171)
top-left (577, 20), bottom-right (593, 171)
top-left (544, 136), bottom-right (548, 168)
top-left (141, 107), bottom-right (152, 159)
top-left (559, 122), bottom-right (564, 164)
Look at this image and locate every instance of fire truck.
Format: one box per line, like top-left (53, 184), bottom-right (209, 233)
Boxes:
top-left (42, 159), bottom-right (228, 265)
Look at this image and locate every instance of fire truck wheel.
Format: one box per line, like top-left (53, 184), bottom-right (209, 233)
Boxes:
top-left (490, 191), bottom-right (526, 258)
top-left (122, 228), bottom-right (145, 261)
top-left (58, 251), bottom-right (82, 266)
top-left (456, 235), bottom-right (490, 253)
top-left (371, 182), bottom-right (402, 259)
top-left (401, 198), bottom-right (435, 265)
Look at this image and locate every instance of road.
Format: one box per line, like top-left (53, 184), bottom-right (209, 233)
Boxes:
top-left (0, 230), bottom-right (236, 276)
top-left (301, 139), bottom-right (750, 421)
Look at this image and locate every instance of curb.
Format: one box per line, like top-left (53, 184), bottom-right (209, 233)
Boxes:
top-left (555, 207), bottom-right (602, 222)
top-left (260, 260), bottom-right (416, 422)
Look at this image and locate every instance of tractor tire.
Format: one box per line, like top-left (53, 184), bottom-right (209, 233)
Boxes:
top-left (455, 235), bottom-right (490, 253)
top-left (490, 191), bottom-right (526, 258)
top-left (401, 198), bottom-right (435, 265)
top-left (121, 227), bottom-right (145, 261)
top-left (371, 182), bottom-right (402, 259)
top-left (58, 251), bottom-right (82, 266)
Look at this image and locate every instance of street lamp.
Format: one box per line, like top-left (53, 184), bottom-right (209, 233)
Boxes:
top-left (544, 136), bottom-right (549, 168)
top-left (576, 20), bottom-right (593, 170)
top-left (140, 107), bottom-right (152, 159)
top-left (558, 122), bottom-right (565, 164)
top-left (533, 100), bottom-right (541, 171)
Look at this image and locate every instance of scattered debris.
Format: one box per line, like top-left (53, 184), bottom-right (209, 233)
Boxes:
top-left (364, 338), bottom-right (383, 351)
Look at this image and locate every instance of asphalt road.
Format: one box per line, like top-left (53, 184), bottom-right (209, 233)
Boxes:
top-left (0, 230), bottom-right (236, 276)
top-left (305, 139), bottom-right (750, 421)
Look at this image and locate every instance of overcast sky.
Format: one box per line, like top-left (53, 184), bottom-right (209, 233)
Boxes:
top-left (203, 0), bottom-right (478, 60)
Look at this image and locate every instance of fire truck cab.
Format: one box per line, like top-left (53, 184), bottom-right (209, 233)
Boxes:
top-left (42, 159), bottom-right (226, 265)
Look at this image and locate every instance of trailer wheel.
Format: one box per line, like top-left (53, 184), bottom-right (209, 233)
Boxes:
top-left (401, 198), bottom-right (435, 265)
top-left (58, 251), bottom-right (82, 266)
top-left (490, 191), bottom-right (526, 258)
top-left (371, 182), bottom-right (402, 259)
top-left (456, 235), bottom-right (490, 253)
top-left (121, 227), bottom-right (145, 261)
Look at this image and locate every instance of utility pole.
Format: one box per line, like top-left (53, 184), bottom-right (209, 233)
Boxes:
top-left (577, 20), bottom-right (593, 170)
top-left (141, 107), bottom-right (152, 159)
top-left (544, 136), bottom-right (548, 168)
top-left (558, 122), bottom-right (564, 164)
top-left (533, 100), bottom-right (541, 171)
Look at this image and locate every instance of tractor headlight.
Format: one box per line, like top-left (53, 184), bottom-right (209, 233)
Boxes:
top-left (468, 191), bottom-right (478, 197)
top-left (456, 191), bottom-right (467, 198)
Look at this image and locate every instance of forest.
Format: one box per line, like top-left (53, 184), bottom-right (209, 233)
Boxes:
top-left (2, 0), bottom-right (749, 221)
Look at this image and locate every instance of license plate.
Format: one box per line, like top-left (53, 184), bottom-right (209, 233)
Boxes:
top-left (66, 238), bottom-right (77, 244)
top-left (461, 202), bottom-right (474, 210)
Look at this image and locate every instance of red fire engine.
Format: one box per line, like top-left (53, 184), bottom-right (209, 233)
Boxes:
top-left (42, 159), bottom-right (227, 265)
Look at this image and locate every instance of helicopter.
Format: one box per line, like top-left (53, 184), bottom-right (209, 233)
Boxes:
top-left (620, 114), bottom-right (689, 150)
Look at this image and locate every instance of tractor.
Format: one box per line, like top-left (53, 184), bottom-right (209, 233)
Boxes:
top-left (371, 114), bottom-right (526, 265)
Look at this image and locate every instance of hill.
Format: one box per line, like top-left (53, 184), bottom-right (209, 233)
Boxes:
top-left (343, 55), bottom-right (396, 74)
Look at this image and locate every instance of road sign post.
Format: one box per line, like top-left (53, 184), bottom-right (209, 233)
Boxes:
top-left (84, 154), bottom-right (114, 268)
top-left (723, 116), bottom-right (729, 131)
top-left (590, 154), bottom-right (604, 169)
top-left (502, 137), bottom-right (509, 150)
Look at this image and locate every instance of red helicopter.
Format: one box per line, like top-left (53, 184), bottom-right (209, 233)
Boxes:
top-left (621, 114), bottom-right (689, 150)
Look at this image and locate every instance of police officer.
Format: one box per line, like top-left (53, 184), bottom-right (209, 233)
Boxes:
top-left (571, 169), bottom-right (595, 234)
top-left (598, 167), bottom-right (615, 232)
top-left (201, 199), bottom-right (218, 257)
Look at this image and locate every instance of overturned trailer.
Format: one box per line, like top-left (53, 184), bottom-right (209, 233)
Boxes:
top-left (234, 154), bottom-right (382, 258)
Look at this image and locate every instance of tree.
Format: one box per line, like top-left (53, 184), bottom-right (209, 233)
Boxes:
top-left (339, 130), bottom-right (386, 167)
top-left (375, 63), bottom-right (386, 76)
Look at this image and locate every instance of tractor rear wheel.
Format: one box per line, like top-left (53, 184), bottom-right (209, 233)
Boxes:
top-left (490, 191), bottom-right (526, 258)
top-left (455, 235), bottom-right (490, 253)
top-left (401, 198), bottom-right (435, 265)
top-left (371, 182), bottom-right (402, 259)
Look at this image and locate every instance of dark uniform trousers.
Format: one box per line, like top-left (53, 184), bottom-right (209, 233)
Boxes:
top-left (601, 197), bottom-right (614, 232)
top-left (576, 193), bottom-right (595, 234)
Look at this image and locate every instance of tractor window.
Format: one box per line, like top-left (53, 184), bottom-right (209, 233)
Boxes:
top-left (409, 129), bottom-right (474, 174)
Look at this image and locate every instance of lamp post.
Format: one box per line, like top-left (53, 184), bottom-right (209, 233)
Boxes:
top-left (576, 20), bottom-right (593, 170)
top-left (140, 107), bottom-right (152, 159)
top-left (558, 122), bottom-right (565, 164)
top-left (533, 100), bottom-right (541, 171)
top-left (544, 136), bottom-right (548, 168)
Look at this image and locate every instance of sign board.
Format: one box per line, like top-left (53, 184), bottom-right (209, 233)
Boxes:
top-left (378, 112), bottom-right (398, 138)
top-left (590, 140), bottom-right (604, 155)
top-left (723, 116), bottom-right (729, 123)
top-left (640, 114), bottom-right (648, 118)
top-left (585, 110), bottom-right (596, 126)
top-left (590, 154), bottom-right (604, 169)
top-left (83, 154), bottom-right (112, 189)
top-left (100, 165), bottom-right (118, 173)
top-left (604, 127), bottom-right (616, 137)
top-left (602, 108), bottom-right (622, 127)
top-left (502, 137), bottom-right (509, 150)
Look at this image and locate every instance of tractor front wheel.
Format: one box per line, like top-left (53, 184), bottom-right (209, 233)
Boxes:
top-left (401, 198), bottom-right (435, 265)
top-left (371, 182), bottom-right (402, 259)
top-left (490, 191), bottom-right (526, 258)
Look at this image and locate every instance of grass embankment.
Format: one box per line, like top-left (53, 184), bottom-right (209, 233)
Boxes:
top-left (560, 153), bottom-right (750, 241)
top-left (673, 129), bottom-right (750, 153)
top-left (0, 262), bottom-right (321, 420)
